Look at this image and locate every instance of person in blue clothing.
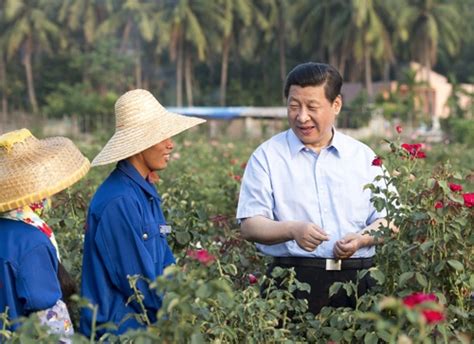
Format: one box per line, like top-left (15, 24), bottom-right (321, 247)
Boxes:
top-left (0, 128), bottom-right (90, 339)
top-left (80, 89), bottom-right (205, 337)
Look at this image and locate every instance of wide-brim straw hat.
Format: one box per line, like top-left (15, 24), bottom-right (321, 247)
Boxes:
top-left (0, 129), bottom-right (90, 212)
top-left (91, 89), bottom-right (206, 166)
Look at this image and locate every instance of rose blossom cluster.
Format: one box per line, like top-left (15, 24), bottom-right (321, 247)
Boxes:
top-left (403, 292), bottom-right (445, 324)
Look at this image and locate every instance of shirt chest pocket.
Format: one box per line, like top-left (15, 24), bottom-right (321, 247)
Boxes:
top-left (343, 185), bottom-right (371, 227)
top-left (141, 222), bottom-right (163, 263)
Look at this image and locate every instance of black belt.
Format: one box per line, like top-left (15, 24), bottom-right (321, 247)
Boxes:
top-left (273, 257), bottom-right (374, 271)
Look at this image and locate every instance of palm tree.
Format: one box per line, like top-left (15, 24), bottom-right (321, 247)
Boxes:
top-left (292, 0), bottom-right (393, 99)
top-left (0, 2), bottom-right (8, 120)
top-left (96, 0), bottom-right (155, 89)
top-left (3, 0), bottom-right (62, 113)
top-left (218, 0), bottom-right (252, 106)
top-left (350, 0), bottom-right (394, 98)
top-left (58, 0), bottom-right (104, 47)
top-left (400, 0), bottom-right (462, 118)
top-left (160, 0), bottom-right (221, 106)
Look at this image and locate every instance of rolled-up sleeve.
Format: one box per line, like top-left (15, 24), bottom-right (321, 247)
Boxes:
top-left (236, 150), bottom-right (275, 221)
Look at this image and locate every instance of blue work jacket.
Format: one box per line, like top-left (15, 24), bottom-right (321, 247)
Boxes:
top-left (0, 219), bottom-right (61, 330)
top-left (80, 160), bottom-right (175, 337)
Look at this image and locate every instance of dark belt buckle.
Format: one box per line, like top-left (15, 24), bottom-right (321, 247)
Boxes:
top-left (325, 259), bottom-right (342, 271)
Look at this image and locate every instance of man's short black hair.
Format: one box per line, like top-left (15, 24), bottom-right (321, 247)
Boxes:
top-left (283, 62), bottom-right (343, 103)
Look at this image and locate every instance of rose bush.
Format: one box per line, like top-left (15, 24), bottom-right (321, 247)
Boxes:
top-left (1, 129), bottom-right (472, 343)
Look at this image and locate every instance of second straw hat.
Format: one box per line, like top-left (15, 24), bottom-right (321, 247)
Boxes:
top-left (0, 128), bottom-right (90, 212)
top-left (92, 89), bottom-right (205, 166)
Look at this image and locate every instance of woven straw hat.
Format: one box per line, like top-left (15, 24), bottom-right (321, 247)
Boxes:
top-left (91, 89), bottom-right (206, 166)
top-left (0, 129), bottom-right (90, 212)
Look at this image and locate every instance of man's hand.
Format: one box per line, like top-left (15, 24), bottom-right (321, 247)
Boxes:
top-left (333, 233), bottom-right (364, 259)
top-left (291, 222), bottom-right (329, 252)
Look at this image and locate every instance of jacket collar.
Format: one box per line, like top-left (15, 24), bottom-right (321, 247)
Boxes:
top-left (117, 160), bottom-right (160, 200)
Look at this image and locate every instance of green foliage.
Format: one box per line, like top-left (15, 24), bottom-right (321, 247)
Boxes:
top-left (441, 118), bottom-right (474, 146)
top-left (338, 91), bottom-right (373, 128)
top-left (2, 131), bottom-right (473, 342)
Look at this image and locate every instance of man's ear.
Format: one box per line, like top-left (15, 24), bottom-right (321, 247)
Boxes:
top-left (333, 95), bottom-right (343, 115)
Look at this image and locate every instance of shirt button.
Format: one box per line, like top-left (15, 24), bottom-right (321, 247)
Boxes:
top-left (142, 233), bottom-right (149, 240)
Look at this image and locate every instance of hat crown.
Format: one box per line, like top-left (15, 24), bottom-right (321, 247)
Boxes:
top-left (115, 89), bottom-right (165, 130)
top-left (0, 129), bottom-right (90, 212)
top-left (0, 128), bottom-right (35, 152)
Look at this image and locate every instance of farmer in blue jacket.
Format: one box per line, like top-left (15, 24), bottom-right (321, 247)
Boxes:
top-left (80, 89), bottom-right (204, 337)
top-left (0, 128), bottom-right (90, 340)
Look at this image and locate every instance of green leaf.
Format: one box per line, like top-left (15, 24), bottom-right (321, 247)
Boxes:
top-left (426, 178), bottom-right (437, 189)
top-left (175, 230), bottom-right (191, 244)
top-left (364, 332), bottom-right (379, 344)
top-left (415, 273), bottom-right (428, 287)
top-left (419, 240), bottom-right (434, 251)
top-left (329, 282), bottom-right (342, 297)
top-left (370, 269), bottom-right (385, 284)
top-left (196, 284), bottom-right (211, 298)
top-left (377, 330), bottom-right (392, 342)
top-left (343, 284), bottom-right (354, 297)
top-left (447, 260), bottom-right (464, 272)
top-left (398, 272), bottom-right (414, 287)
top-left (190, 332), bottom-right (205, 344)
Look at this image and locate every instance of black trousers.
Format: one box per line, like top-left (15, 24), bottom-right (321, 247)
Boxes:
top-left (267, 262), bottom-right (375, 314)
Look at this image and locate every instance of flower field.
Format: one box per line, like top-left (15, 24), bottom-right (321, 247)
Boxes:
top-left (1, 127), bottom-right (472, 343)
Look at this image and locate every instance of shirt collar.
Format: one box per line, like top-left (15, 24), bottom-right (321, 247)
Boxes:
top-left (117, 160), bottom-right (160, 199)
top-left (287, 127), bottom-right (344, 158)
top-left (287, 129), bottom-right (307, 157)
top-left (327, 129), bottom-right (344, 158)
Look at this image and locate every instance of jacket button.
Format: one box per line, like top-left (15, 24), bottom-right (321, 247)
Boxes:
top-left (142, 233), bottom-right (149, 240)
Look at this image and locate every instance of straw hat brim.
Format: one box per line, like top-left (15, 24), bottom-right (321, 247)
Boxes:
top-left (0, 136), bottom-right (90, 212)
top-left (91, 111), bottom-right (205, 166)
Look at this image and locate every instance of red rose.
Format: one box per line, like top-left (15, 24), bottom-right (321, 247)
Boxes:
top-left (187, 249), bottom-right (216, 265)
top-left (415, 151), bottom-right (426, 159)
top-left (240, 162), bottom-right (247, 169)
top-left (403, 292), bottom-right (437, 308)
top-left (248, 273), bottom-right (258, 285)
top-left (396, 125), bottom-right (403, 134)
top-left (421, 310), bottom-right (445, 324)
top-left (434, 201), bottom-right (443, 209)
top-left (233, 175), bottom-right (242, 182)
top-left (401, 143), bottom-right (426, 159)
top-left (449, 183), bottom-right (463, 192)
top-left (372, 156), bottom-right (383, 166)
top-left (463, 193), bottom-right (474, 208)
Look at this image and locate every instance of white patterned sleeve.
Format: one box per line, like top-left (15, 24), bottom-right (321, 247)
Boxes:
top-left (36, 299), bottom-right (74, 342)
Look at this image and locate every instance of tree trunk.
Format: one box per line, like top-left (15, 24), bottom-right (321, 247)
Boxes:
top-left (364, 46), bottom-right (373, 101)
top-left (278, 3), bottom-right (287, 104)
top-left (219, 35), bottom-right (231, 106)
top-left (383, 61), bottom-right (390, 83)
top-left (135, 53), bottom-right (142, 89)
top-left (278, 2), bottom-right (286, 84)
top-left (22, 36), bottom-right (39, 114)
top-left (120, 19), bottom-right (132, 53)
top-left (0, 53), bottom-right (8, 124)
top-left (176, 31), bottom-right (183, 107)
top-left (184, 51), bottom-right (193, 106)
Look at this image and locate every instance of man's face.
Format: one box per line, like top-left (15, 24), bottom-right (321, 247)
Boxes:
top-left (287, 84), bottom-right (342, 151)
top-left (141, 138), bottom-right (174, 172)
